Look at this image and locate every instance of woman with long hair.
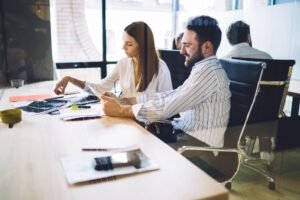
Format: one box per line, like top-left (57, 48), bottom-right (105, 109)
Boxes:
top-left (54, 21), bottom-right (172, 97)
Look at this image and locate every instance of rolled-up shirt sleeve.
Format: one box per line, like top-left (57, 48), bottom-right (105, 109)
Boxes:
top-left (132, 65), bottom-right (221, 124)
top-left (83, 61), bottom-right (121, 94)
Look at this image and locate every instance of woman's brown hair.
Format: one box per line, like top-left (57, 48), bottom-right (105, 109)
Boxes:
top-left (124, 21), bottom-right (159, 92)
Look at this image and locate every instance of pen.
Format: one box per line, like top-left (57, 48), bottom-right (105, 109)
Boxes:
top-left (82, 148), bottom-right (111, 151)
top-left (64, 91), bottom-right (80, 95)
top-left (68, 116), bottom-right (101, 121)
top-left (46, 96), bottom-right (64, 101)
top-left (78, 105), bottom-right (91, 109)
top-left (82, 147), bottom-right (122, 151)
top-left (71, 105), bottom-right (91, 110)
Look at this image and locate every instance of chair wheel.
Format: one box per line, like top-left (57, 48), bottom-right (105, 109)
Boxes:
top-left (225, 182), bottom-right (232, 190)
top-left (268, 182), bottom-right (275, 190)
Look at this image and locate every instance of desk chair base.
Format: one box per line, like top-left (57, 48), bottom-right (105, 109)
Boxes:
top-left (178, 145), bottom-right (276, 190)
top-left (178, 145), bottom-right (245, 190)
top-left (243, 136), bottom-right (276, 190)
top-left (242, 157), bottom-right (276, 190)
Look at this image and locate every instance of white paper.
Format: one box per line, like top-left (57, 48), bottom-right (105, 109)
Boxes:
top-left (60, 147), bottom-right (159, 184)
top-left (11, 100), bottom-right (33, 108)
top-left (59, 103), bottom-right (104, 120)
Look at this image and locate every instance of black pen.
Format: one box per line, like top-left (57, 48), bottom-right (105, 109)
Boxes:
top-left (82, 148), bottom-right (111, 151)
top-left (78, 105), bottom-right (91, 109)
top-left (45, 96), bottom-right (64, 101)
top-left (71, 105), bottom-right (91, 110)
top-left (68, 116), bottom-right (101, 121)
top-left (82, 147), bottom-right (122, 151)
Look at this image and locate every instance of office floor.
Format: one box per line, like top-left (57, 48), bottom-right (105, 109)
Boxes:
top-left (229, 148), bottom-right (300, 200)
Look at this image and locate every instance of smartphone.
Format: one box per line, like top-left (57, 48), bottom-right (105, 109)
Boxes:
top-left (93, 150), bottom-right (141, 171)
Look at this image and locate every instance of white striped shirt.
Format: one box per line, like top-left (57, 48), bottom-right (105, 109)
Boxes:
top-left (132, 56), bottom-right (231, 147)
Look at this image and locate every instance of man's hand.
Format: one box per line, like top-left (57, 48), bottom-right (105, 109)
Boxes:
top-left (100, 94), bottom-right (134, 118)
top-left (101, 92), bottom-right (137, 105)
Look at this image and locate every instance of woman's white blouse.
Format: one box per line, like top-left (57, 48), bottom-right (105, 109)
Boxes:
top-left (84, 57), bottom-right (173, 97)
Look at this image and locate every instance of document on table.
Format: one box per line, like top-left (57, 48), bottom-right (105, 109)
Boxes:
top-left (10, 92), bottom-right (100, 115)
top-left (60, 146), bottom-right (159, 184)
top-left (59, 103), bottom-right (104, 121)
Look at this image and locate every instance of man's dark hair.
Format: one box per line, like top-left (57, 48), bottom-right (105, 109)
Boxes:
top-left (226, 20), bottom-right (250, 45)
top-left (186, 15), bottom-right (222, 53)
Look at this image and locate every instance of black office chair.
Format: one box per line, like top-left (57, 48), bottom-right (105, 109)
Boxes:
top-left (178, 58), bottom-right (266, 190)
top-left (158, 49), bottom-right (191, 89)
top-left (144, 50), bottom-right (191, 143)
top-left (232, 58), bottom-right (295, 122)
top-left (231, 57), bottom-right (295, 189)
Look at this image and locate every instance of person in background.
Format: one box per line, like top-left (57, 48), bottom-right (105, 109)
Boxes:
top-left (223, 20), bottom-right (272, 59)
top-left (54, 21), bottom-right (172, 97)
top-left (100, 15), bottom-right (231, 148)
top-left (172, 32), bottom-right (184, 50)
top-left (224, 20), bottom-right (273, 164)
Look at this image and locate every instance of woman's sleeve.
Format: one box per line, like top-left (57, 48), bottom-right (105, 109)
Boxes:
top-left (84, 60), bottom-right (122, 94)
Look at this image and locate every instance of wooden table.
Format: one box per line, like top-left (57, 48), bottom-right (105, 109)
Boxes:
top-left (288, 80), bottom-right (300, 117)
top-left (0, 81), bottom-right (228, 200)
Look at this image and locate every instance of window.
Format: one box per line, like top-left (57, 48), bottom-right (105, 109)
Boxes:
top-left (275, 0), bottom-right (300, 4)
top-left (50, 0), bottom-right (102, 63)
top-left (50, 0), bottom-right (104, 81)
top-left (106, 0), bottom-right (173, 60)
top-left (50, 0), bottom-right (173, 81)
top-left (50, 0), bottom-right (299, 86)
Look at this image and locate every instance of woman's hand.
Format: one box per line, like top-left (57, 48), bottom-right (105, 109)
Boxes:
top-left (54, 76), bottom-right (71, 95)
top-left (101, 92), bottom-right (119, 99)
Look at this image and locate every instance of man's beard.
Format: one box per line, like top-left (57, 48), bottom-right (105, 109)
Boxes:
top-left (185, 49), bottom-right (205, 68)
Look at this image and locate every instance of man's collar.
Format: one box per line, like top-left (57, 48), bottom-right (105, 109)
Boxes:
top-left (192, 55), bottom-right (217, 69)
top-left (232, 42), bottom-right (250, 49)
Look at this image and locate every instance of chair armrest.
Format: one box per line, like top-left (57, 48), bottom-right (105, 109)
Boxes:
top-left (177, 145), bottom-right (246, 156)
top-left (144, 120), bottom-right (173, 134)
top-left (144, 119), bottom-right (172, 128)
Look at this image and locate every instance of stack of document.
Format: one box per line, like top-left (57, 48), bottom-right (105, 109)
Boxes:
top-left (20, 99), bottom-right (71, 115)
top-left (59, 104), bottom-right (104, 121)
top-left (60, 146), bottom-right (159, 184)
top-left (9, 92), bottom-right (100, 115)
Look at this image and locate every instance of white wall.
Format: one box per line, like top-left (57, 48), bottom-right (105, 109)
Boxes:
top-left (178, 2), bottom-right (300, 80)
top-left (224, 3), bottom-right (300, 80)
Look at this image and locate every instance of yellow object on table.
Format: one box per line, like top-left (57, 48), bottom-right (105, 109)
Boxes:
top-left (71, 105), bottom-right (79, 110)
top-left (0, 108), bottom-right (22, 128)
